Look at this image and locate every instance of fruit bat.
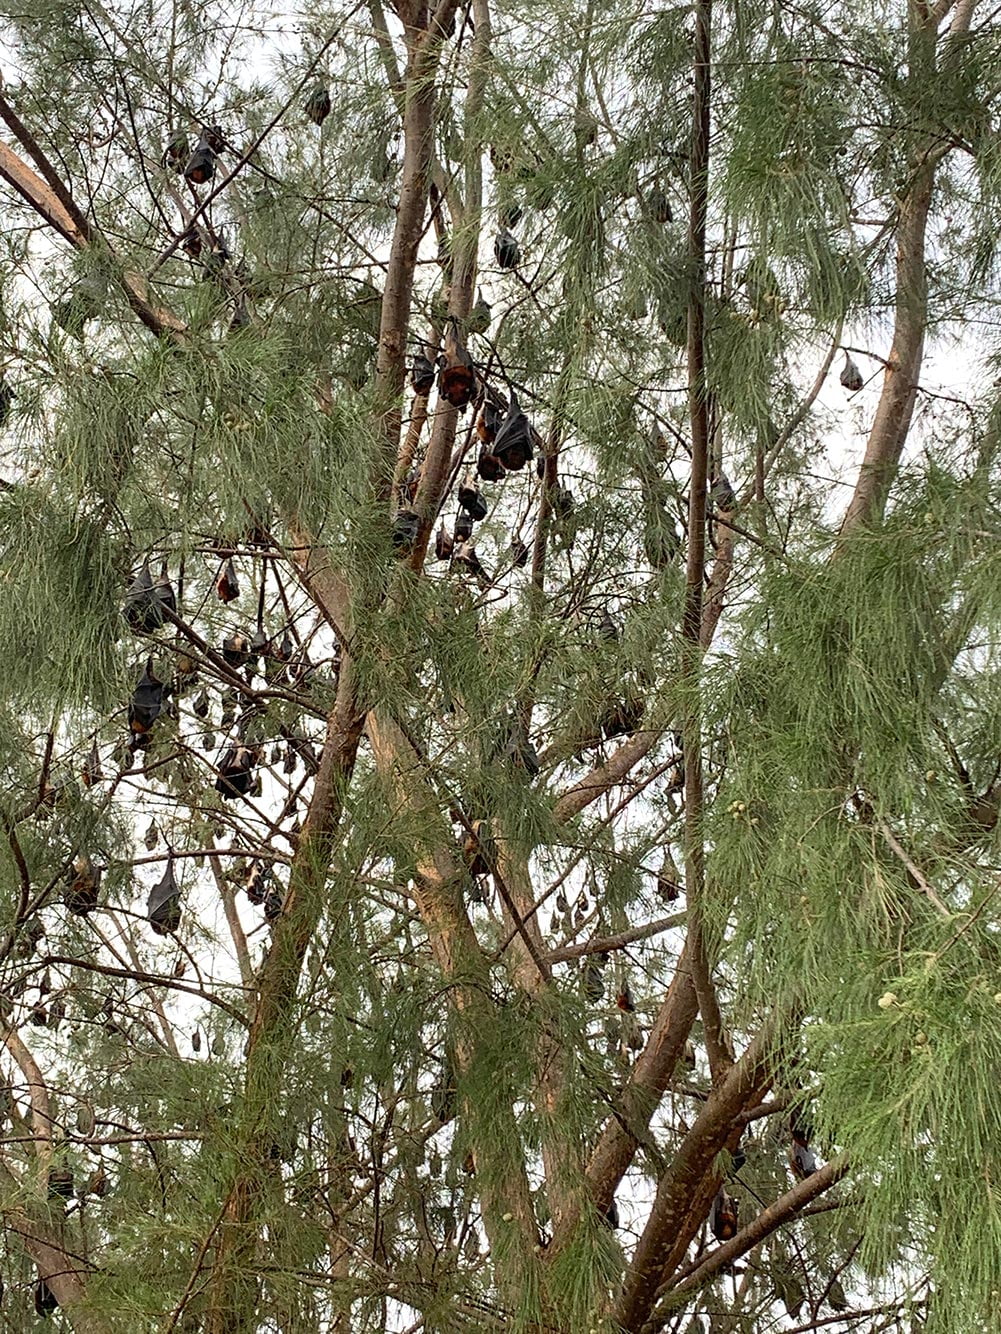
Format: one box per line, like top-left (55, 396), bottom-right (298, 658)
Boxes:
top-left (643, 506), bottom-right (681, 568)
top-left (494, 228), bottom-right (520, 269)
top-left (583, 960), bottom-right (605, 1001)
top-left (773, 1270), bottom-right (805, 1318)
top-left (216, 558), bottom-right (240, 602)
top-left (184, 138), bottom-right (216, 185)
top-left (305, 81), bottom-right (332, 126)
top-left (648, 185), bottom-right (672, 223)
top-left (47, 1167), bottom-right (74, 1200)
top-left (657, 858), bottom-right (681, 902)
top-left (35, 1279), bottom-right (58, 1316)
top-left (438, 331), bottom-right (476, 408)
top-left (453, 511), bottom-right (474, 543)
top-left (148, 858), bottom-right (181, 935)
top-left (86, 1163), bottom-right (108, 1197)
top-left (215, 744), bottom-right (256, 799)
top-left (828, 1278), bottom-right (848, 1311)
top-left (81, 739), bottom-right (102, 788)
top-left (191, 1028), bottom-right (201, 1052)
top-left (789, 1138), bottom-right (818, 1179)
top-left (840, 352), bottom-right (863, 392)
top-left (434, 524), bottom-right (454, 562)
top-left (230, 297), bottom-right (251, 332)
top-left (66, 855), bottom-right (101, 915)
top-left (457, 475), bottom-right (488, 521)
top-left (551, 485), bottom-right (575, 520)
top-left (452, 539), bottom-right (482, 576)
top-left (499, 714), bottom-right (540, 775)
top-left (711, 475), bottom-right (737, 511)
top-left (597, 609), bottom-right (619, 641)
top-left (51, 277), bottom-right (104, 339)
top-left (392, 509), bottom-right (420, 552)
top-left (124, 560), bottom-right (173, 632)
top-left (432, 1057), bottom-right (458, 1122)
top-left (601, 1198), bottom-right (619, 1229)
top-left (192, 690), bottom-right (210, 719)
top-left (222, 632), bottom-right (251, 667)
top-left (510, 537), bottom-right (529, 568)
top-left (499, 200), bottom-right (523, 230)
top-left (602, 695), bottom-right (645, 739)
top-left (474, 448), bottom-right (502, 483)
top-left (411, 351), bottom-right (436, 395)
top-left (493, 394), bottom-right (534, 470)
top-left (263, 885), bottom-right (284, 922)
top-left (467, 291), bottom-right (491, 334)
top-left (128, 659), bottom-right (165, 734)
top-left (616, 983), bottom-right (635, 1012)
top-left (162, 129), bottom-right (189, 171)
top-left (574, 105), bottom-right (599, 148)
top-left (710, 1188), bottom-right (738, 1240)
top-left (245, 860), bottom-right (267, 905)
top-left (201, 124), bottom-right (226, 153)
top-left (462, 819), bottom-right (494, 877)
top-left (476, 398), bottom-right (503, 446)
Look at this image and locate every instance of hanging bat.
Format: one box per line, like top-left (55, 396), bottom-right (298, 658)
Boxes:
top-left (494, 229), bottom-right (520, 269)
top-left (184, 137), bottom-right (216, 185)
top-left (583, 959), bottom-right (605, 1001)
top-left (601, 1198), bottom-right (619, 1229)
top-left (789, 1138), bottom-right (818, 1179)
top-left (245, 861), bottom-right (267, 904)
top-left (453, 512), bottom-right (474, 543)
top-left (476, 446), bottom-right (503, 483)
top-left (263, 885), bottom-right (284, 922)
top-left (65, 855), bottom-right (101, 915)
top-left (492, 393), bottom-right (534, 470)
top-left (476, 397), bottom-right (503, 445)
top-left (602, 695), bottom-right (645, 740)
top-left (499, 714), bottom-right (540, 775)
top-left (392, 509), bottom-right (420, 553)
top-left (462, 819), bottom-right (495, 877)
top-left (648, 185), bottom-right (672, 223)
top-left (123, 561), bottom-right (164, 632)
top-left (840, 352), bottom-right (864, 392)
top-left (452, 539), bottom-right (483, 576)
top-left (457, 474), bottom-right (488, 521)
top-left (509, 537), bottom-right (529, 568)
top-left (305, 81), bottom-right (332, 126)
top-left (128, 659), bottom-right (165, 734)
top-left (222, 632), bottom-right (251, 667)
top-left (215, 744), bottom-right (256, 799)
top-left (162, 129), bottom-right (189, 172)
top-left (47, 1167), bottom-right (74, 1201)
top-left (148, 858), bottom-right (182, 935)
top-left (467, 290), bottom-right (491, 334)
top-left (216, 558), bottom-right (240, 602)
top-left (711, 475), bottom-right (737, 511)
top-left (81, 739), bottom-right (102, 788)
top-left (499, 200), bottom-right (523, 229)
top-left (710, 1188), bottom-right (738, 1241)
top-left (434, 524), bottom-right (454, 562)
top-left (597, 609), bottom-right (619, 641)
top-left (438, 331), bottom-right (476, 408)
top-left (411, 351), bottom-right (436, 396)
top-left (35, 1280), bottom-right (58, 1316)
top-left (201, 124), bottom-right (226, 153)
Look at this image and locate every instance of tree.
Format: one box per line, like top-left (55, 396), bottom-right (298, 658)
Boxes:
top-left (0, 0), bottom-right (997, 1329)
